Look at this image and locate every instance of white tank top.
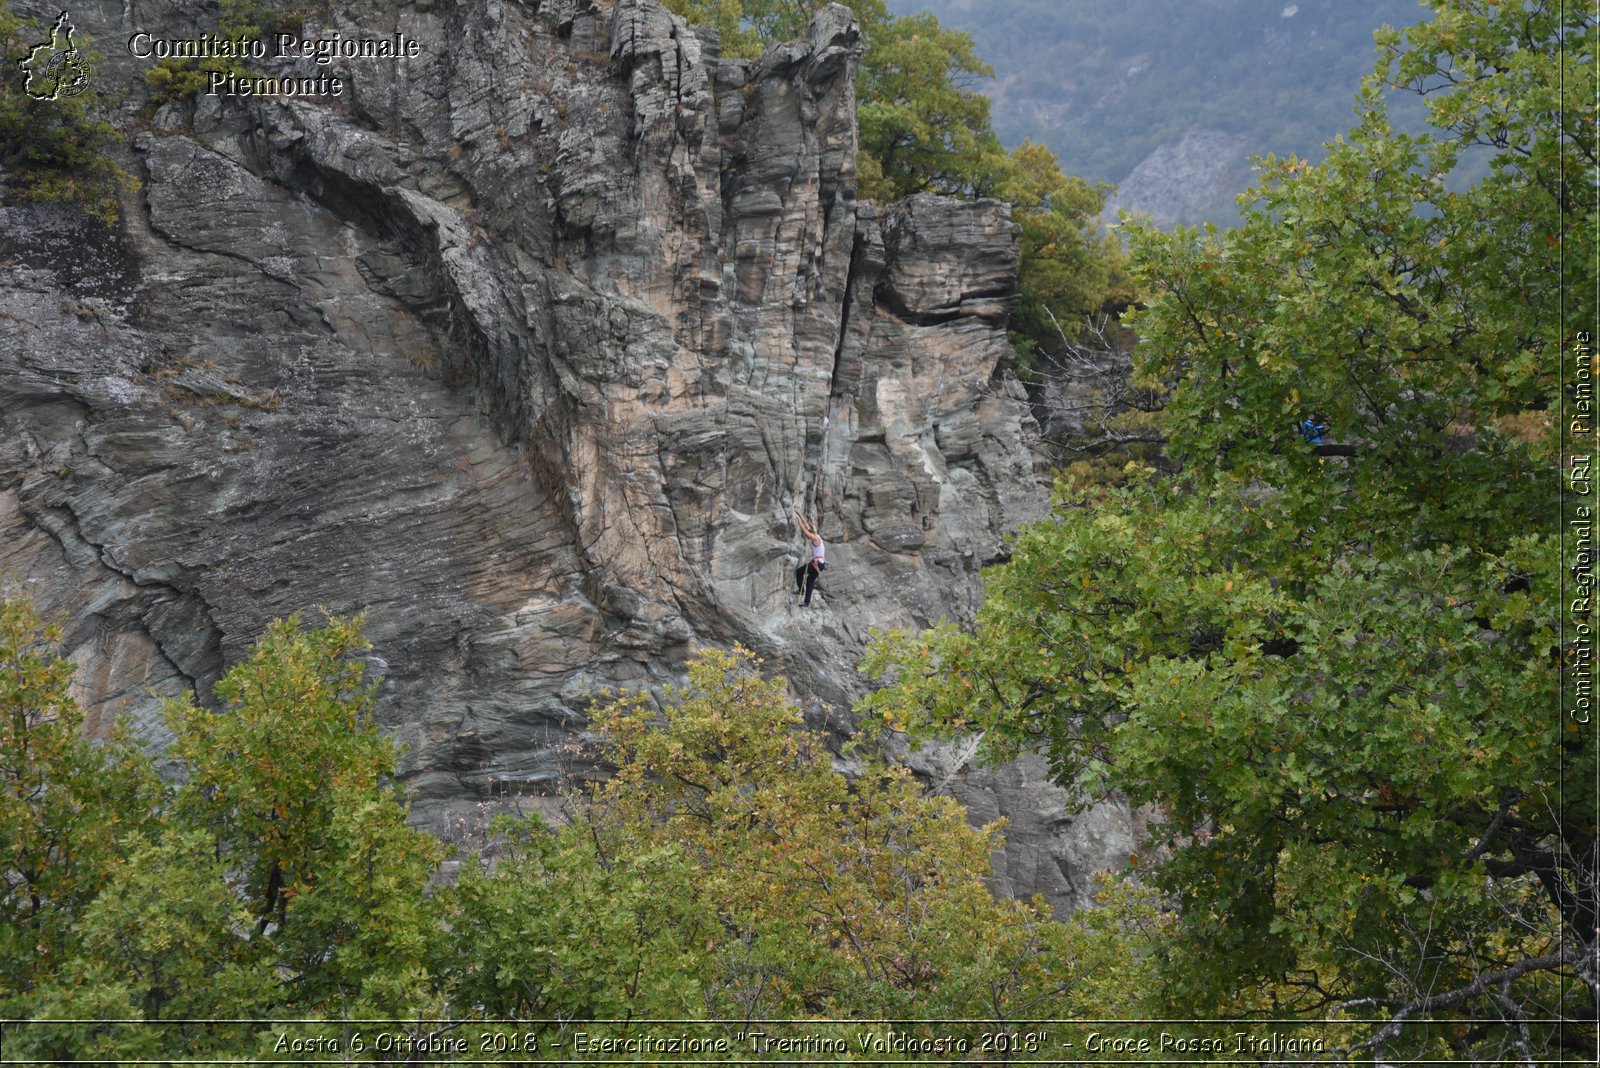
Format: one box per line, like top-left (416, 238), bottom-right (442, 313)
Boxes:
top-left (812, 539), bottom-right (826, 562)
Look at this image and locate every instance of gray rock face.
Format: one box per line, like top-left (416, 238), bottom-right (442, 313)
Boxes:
top-left (1105, 126), bottom-right (1256, 229)
top-left (0, 0), bottom-right (1138, 913)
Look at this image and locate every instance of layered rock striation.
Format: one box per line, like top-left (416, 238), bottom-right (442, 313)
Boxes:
top-left (0, 0), bottom-right (1140, 910)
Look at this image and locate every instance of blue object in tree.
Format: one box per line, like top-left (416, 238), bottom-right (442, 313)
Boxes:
top-left (1298, 419), bottom-right (1328, 445)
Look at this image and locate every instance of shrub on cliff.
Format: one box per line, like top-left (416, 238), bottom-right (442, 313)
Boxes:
top-left (144, 0), bottom-right (326, 103)
top-left (0, 3), bottom-right (134, 224)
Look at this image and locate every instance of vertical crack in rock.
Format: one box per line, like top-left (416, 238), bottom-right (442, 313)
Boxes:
top-left (828, 225), bottom-right (866, 401)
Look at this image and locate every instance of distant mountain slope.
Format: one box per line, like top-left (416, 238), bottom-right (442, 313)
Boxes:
top-left (892, 0), bottom-right (1431, 226)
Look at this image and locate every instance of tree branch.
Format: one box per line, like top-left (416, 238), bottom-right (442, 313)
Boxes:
top-left (1334, 948), bottom-right (1576, 1059)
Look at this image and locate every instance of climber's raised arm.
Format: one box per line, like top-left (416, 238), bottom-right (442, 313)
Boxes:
top-left (794, 508), bottom-right (821, 545)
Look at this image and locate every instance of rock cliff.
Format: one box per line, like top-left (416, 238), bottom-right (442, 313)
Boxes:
top-left (0, 0), bottom-right (1142, 912)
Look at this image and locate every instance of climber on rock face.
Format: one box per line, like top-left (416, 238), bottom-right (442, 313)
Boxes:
top-left (793, 508), bottom-right (827, 607)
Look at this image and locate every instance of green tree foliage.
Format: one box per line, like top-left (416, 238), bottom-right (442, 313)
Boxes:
top-left (0, 598), bottom-right (157, 1007)
top-left (20, 829), bottom-right (271, 1061)
top-left (852, 9), bottom-right (999, 202)
top-left (446, 820), bottom-right (712, 1023)
top-left (0, 3), bottom-right (135, 223)
top-left (167, 616), bottom-right (397, 934)
top-left (1374, 0), bottom-right (1596, 341)
top-left (3, 608), bottom-right (445, 1059)
top-left (163, 614), bottom-right (446, 1018)
top-left (995, 139), bottom-right (1128, 357)
top-left (863, 1), bottom-right (1594, 1059)
top-left (447, 647), bottom-right (1162, 1037)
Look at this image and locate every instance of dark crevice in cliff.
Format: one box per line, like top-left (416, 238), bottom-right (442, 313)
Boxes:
top-left (250, 147), bottom-right (402, 250)
top-left (828, 224), bottom-right (866, 401)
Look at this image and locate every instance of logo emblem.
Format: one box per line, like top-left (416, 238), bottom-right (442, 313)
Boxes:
top-left (20, 11), bottom-right (94, 101)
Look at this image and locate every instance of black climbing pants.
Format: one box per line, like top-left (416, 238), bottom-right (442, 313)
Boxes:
top-left (795, 561), bottom-right (825, 604)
